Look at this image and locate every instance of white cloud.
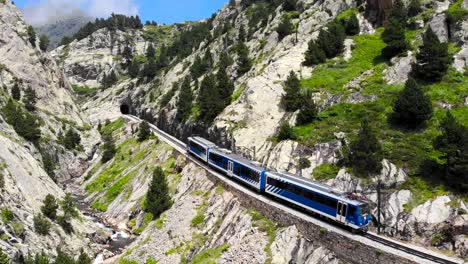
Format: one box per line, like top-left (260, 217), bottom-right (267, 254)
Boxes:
top-left (21, 0), bottom-right (139, 26)
top-left (85, 0), bottom-right (139, 18)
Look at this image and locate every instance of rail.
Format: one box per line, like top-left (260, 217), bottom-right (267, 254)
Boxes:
top-left (123, 114), bottom-right (462, 264)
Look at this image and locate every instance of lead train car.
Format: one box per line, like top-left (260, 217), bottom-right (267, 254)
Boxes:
top-left (187, 136), bottom-right (216, 163)
top-left (265, 171), bottom-right (371, 231)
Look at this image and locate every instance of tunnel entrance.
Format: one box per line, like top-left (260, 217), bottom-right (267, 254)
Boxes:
top-left (120, 104), bottom-right (130, 114)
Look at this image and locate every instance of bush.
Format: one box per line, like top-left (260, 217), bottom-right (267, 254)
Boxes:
top-left (0, 249), bottom-right (10, 264)
top-left (176, 77), bottom-right (192, 122)
top-left (408, 0), bottom-right (422, 17)
top-left (1, 209), bottom-right (14, 224)
top-left (0, 172), bottom-right (4, 190)
top-left (27, 26), bottom-right (36, 47)
top-left (391, 78), bottom-right (433, 128)
top-left (101, 134), bottom-right (116, 163)
top-left (39, 35), bottom-right (49, 52)
top-left (63, 128), bottom-right (81, 150)
top-left (296, 91), bottom-right (318, 126)
top-left (145, 167), bottom-right (172, 218)
top-left (24, 251), bottom-right (50, 264)
top-left (33, 214), bottom-right (51, 236)
top-left (41, 194), bottom-right (59, 220)
top-left (137, 121), bottom-right (151, 142)
top-left (381, 18), bottom-right (407, 59)
top-left (345, 13), bottom-right (360, 36)
top-left (276, 14), bottom-right (294, 40)
top-left (317, 20), bottom-right (345, 59)
top-left (236, 42), bottom-right (252, 75)
top-left (277, 122), bottom-right (295, 141)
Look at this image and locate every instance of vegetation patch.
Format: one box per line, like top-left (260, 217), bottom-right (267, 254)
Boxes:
top-left (401, 176), bottom-right (449, 213)
top-left (301, 29), bottom-right (387, 95)
top-left (189, 244), bottom-right (230, 264)
top-left (446, 0), bottom-right (468, 23)
top-left (71, 84), bottom-right (97, 96)
top-left (312, 163), bottom-right (341, 180)
top-left (100, 118), bottom-right (125, 136)
top-left (247, 209), bottom-right (277, 264)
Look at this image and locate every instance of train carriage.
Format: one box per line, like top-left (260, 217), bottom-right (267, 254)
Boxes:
top-left (207, 148), bottom-right (266, 192)
top-left (187, 137), bottom-right (216, 163)
top-left (265, 171), bottom-right (371, 231)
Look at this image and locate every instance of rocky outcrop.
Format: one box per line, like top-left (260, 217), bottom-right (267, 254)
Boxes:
top-left (365, 0), bottom-right (393, 25)
top-left (384, 51), bottom-right (415, 85)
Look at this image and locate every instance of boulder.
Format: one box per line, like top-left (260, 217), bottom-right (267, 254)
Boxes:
top-left (429, 14), bottom-right (449, 43)
top-left (454, 235), bottom-right (468, 258)
top-left (384, 51), bottom-right (415, 85)
top-left (410, 196), bottom-right (452, 225)
top-left (453, 45), bottom-right (468, 73)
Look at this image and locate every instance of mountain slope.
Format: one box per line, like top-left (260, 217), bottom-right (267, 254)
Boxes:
top-left (0, 0), bottom-right (104, 260)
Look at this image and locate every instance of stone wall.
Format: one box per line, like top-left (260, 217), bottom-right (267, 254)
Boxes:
top-left (202, 167), bottom-right (416, 264)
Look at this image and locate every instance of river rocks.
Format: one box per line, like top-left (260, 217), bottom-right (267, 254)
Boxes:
top-left (384, 51), bottom-right (415, 85)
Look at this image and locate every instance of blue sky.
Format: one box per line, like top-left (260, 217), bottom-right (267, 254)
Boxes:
top-left (16, 0), bottom-right (228, 25)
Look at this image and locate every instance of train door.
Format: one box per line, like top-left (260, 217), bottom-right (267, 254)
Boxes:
top-left (336, 202), bottom-right (347, 224)
top-left (227, 161), bottom-right (233, 177)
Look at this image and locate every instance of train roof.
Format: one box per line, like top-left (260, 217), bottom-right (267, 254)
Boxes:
top-left (266, 171), bottom-right (367, 206)
top-left (210, 147), bottom-right (266, 172)
top-left (189, 136), bottom-right (216, 148)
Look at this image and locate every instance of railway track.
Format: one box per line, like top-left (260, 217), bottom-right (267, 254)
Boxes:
top-left (124, 114), bottom-right (463, 264)
top-left (363, 233), bottom-right (458, 264)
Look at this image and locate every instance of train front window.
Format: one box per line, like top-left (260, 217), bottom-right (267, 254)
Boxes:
top-left (360, 204), bottom-right (370, 215)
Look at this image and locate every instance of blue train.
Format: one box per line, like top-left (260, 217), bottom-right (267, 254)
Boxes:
top-left (187, 136), bottom-right (372, 232)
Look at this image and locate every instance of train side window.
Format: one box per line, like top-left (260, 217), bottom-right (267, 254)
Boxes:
top-left (348, 206), bottom-right (357, 216)
top-left (190, 141), bottom-right (206, 154)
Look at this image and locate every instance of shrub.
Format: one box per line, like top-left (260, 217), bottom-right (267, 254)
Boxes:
top-left (137, 121), bottom-right (151, 142)
top-left (41, 194), bottom-right (59, 220)
top-left (0, 249), bottom-right (10, 264)
top-left (381, 17), bottom-right (407, 59)
top-left (33, 214), bottom-right (51, 236)
top-left (317, 20), bottom-right (345, 59)
top-left (39, 35), bottom-right (49, 52)
top-left (236, 42), bottom-right (252, 75)
top-left (176, 77), bottom-right (193, 122)
top-left (345, 13), bottom-right (360, 36)
top-left (276, 14), bottom-right (294, 40)
top-left (1, 209), bottom-right (14, 224)
top-left (2, 99), bottom-right (41, 142)
top-left (27, 26), bottom-right (36, 47)
top-left (296, 91), bottom-right (318, 126)
top-left (408, 0), bottom-right (422, 17)
top-left (62, 128), bottom-right (81, 150)
top-left (101, 134), bottom-right (116, 163)
top-left (277, 122), bottom-right (295, 141)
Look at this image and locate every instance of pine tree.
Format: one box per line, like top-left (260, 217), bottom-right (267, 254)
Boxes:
top-left (23, 87), bottom-right (37, 112)
top-left (143, 59), bottom-right (158, 80)
top-left (381, 17), bottom-right (407, 58)
top-left (39, 35), bottom-right (49, 52)
top-left (41, 194), bottom-right (59, 220)
top-left (216, 64), bottom-right (235, 108)
top-left (296, 91), bottom-right (318, 126)
top-left (392, 78), bottom-right (432, 127)
top-left (11, 82), bottom-right (21, 101)
top-left (408, 0), bottom-right (422, 17)
top-left (146, 43), bottom-right (156, 59)
top-left (280, 71), bottom-right (302, 112)
top-left (60, 193), bottom-right (78, 220)
top-left (413, 27), bottom-right (451, 82)
top-left (27, 26), bottom-right (36, 47)
top-left (24, 251), bottom-right (50, 264)
top-left (63, 128), bottom-right (81, 150)
top-left (198, 74), bottom-right (222, 123)
top-left (390, 0), bottom-right (407, 24)
top-left (145, 167), bottom-right (172, 218)
top-left (101, 134), bottom-right (116, 163)
top-left (283, 0), bottom-right (297, 11)
top-left (345, 13), bottom-right (360, 36)
top-left (122, 46), bottom-right (133, 68)
top-left (0, 249), bottom-right (10, 264)
top-left (303, 40), bottom-right (326, 66)
top-left (277, 14), bottom-right (294, 40)
top-left (202, 49), bottom-right (213, 72)
top-left (236, 42), bottom-right (252, 75)
top-left (176, 77), bottom-right (193, 122)
top-left (349, 119), bottom-right (383, 176)
top-left (239, 24), bottom-right (246, 42)
top-left (2, 98), bottom-right (41, 142)
top-left (433, 112), bottom-right (468, 192)
top-left (137, 121), bottom-right (151, 142)
top-left (317, 21), bottom-right (345, 59)
top-left (128, 60), bottom-right (140, 78)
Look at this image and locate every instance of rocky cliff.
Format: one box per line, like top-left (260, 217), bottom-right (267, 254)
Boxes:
top-left (0, 0), bottom-right (104, 260)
